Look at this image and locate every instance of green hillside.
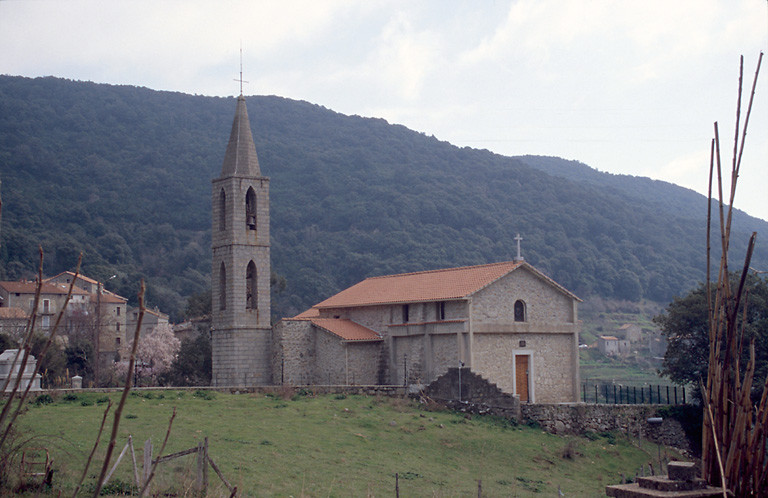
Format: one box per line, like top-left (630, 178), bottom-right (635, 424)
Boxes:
top-left (1, 75), bottom-right (766, 320)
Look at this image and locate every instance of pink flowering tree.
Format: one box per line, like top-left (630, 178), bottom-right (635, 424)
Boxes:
top-left (114, 323), bottom-right (180, 386)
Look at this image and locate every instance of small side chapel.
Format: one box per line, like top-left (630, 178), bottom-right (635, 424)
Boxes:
top-left (211, 95), bottom-right (581, 403)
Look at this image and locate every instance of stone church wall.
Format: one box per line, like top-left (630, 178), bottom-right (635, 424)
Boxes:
top-left (430, 333), bottom-right (459, 381)
top-left (472, 332), bottom-right (576, 402)
top-left (272, 320), bottom-right (383, 386)
top-left (314, 331), bottom-right (345, 384)
top-left (390, 334), bottom-right (424, 385)
top-left (343, 342), bottom-right (381, 385)
top-left (472, 268), bottom-right (575, 324)
top-left (271, 319), bottom-right (315, 385)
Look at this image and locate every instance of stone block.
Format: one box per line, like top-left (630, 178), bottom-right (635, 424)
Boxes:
top-left (667, 461), bottom-right (698, 482)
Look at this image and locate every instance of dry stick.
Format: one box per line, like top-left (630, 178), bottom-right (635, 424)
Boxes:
top-left (730, 233), bottom-right (755, 345)
top-left (729, 342), bottom-right (756, 485)
top-left (139, 407), bottom-right (177, 497)
top-left (729, 55), bottom-right (743, 209)
top-left (92, 280), bottom-right (146, 497)
top-left (722, 58), bottom-right (744, 276)
top-left (103, 439), bottom-right (132, 485)
top-left (129, 435), bottom-right (140, 488)
top-left (705, 124), bottom-right (729, 483)
top-left (706, 138), bottom-right (715, 324)
top-left (734, 52), bottom-right (763, 176)
top-left (72, 400), bottom-right (113, 498)
top-left (703, 139), bottom-right (716, 470)
top-left (701, 378), bottom-right (728, 498)
top-left (207, 453), bottom-right (236, 494)
top-left (754, 375), bottom-right (768, 491)
top-left (713, 124), bottom-right (728, 291)
top-left (0, 255), bottom-right (83, 451)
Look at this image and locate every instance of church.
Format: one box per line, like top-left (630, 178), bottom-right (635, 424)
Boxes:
top-left (210, 94), bottom-right (581, 403)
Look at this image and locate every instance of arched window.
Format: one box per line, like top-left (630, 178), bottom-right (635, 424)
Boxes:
top-left (246, 261), bottom-right (256, 309)
top-left (245, 187), bottom-right (257, 230)
top-left (514, 300), bottom-right (526, 322)
top-left (219, 263), bottom-right (227, 310)
top-left (219, 189), bottom-right (226, 231)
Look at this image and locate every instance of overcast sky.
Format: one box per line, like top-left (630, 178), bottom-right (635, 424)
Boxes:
top-left (2, 0), bottom-right (767, 221)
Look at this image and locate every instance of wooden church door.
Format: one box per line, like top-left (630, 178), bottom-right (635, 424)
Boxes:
top-left (516, 355), bottom-right (530, 402)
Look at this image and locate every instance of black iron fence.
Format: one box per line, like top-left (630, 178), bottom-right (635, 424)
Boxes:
top-left (581, 381), bottom-right (687, 405)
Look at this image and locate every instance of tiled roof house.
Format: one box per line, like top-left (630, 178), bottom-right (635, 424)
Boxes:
top-left (274, 260), bottom-right (581, 402)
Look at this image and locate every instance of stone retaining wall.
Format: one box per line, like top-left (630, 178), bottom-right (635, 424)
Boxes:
top-left (423, 367), bottom-right (696, 453)
top-left (520, 403), bottom-right (695, 453)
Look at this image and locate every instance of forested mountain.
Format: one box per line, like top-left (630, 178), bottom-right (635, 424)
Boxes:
top-left (1, 75), bottom-right (766, 321)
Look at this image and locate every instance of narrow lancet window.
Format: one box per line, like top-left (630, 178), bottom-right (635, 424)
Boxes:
top-left (245, 187), bottom-right (257, 230)
top-left (219, 263), bottom-right (227, 310)
top-left (514, 300), bottom-right (526, 322)
top-left (246, 261), bottom-right (257, 309)
top-left (219, 189), bottom-right (226, 231)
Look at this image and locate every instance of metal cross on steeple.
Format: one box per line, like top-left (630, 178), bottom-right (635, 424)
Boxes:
top-left (514, 233), bottom-right (524, 261)
top-left (234, 44), bottom-right (249, 96)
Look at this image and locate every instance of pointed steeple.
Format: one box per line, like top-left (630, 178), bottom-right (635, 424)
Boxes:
top-left (221, 95), bottom-right (261, 177)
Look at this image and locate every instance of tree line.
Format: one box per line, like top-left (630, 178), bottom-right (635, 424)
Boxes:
top-left (1, 75), bottom-right (767, 322)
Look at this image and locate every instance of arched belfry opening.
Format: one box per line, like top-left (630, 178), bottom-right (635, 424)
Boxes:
top-left (219, 189), bottom-right (226, 231)
top-left (219, 262), bottom-right (227, 310)
top-left (245, 187), bottom-right (257, 230)
top-left (246, 260), bottom-right (257, 310)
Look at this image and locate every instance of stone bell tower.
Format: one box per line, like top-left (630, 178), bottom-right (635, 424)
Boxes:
top-left (211, 94), bottom-right (271, 386)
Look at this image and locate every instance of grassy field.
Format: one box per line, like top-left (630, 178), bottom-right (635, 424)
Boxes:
top-left (579, 349), bottom-right (667, 386)
top-left (11, 390), bottom-right (680, 496)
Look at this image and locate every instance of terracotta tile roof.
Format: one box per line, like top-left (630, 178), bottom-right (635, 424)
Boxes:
top-left (132, 307), bottom-right (169, 320)
top-left (600, 335), bottom-right (619, 341)
top-left (313, 261), bottom-right (580, 309)
top-left (97, 293), bottom-right (127, 304)
top-left (0, 281), bottom-right (88, 296)
top-left (308, 318), bottom-right (382, 342)
top-left (45, 271), bottom-right (100, 285)
top-left (0, 307), bottom-right (28, 319)
top-left (294, 307), bottom-right (320, 319)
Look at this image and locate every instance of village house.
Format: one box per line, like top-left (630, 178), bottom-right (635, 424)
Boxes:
top-left (0, 275), bottom-right (129, 366)
top-left (617, 323), bottom-right (642, 343)
top-left (127, 307), bottom-right (170, 338)
top-left (45, 271), bottom-right (128, 354)
top-left (598, 334), bottom-right (630, 356)
top-left (0, 280), bottom-right (89, 330)
top-left (0, 307), bottom-right (28, 342)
